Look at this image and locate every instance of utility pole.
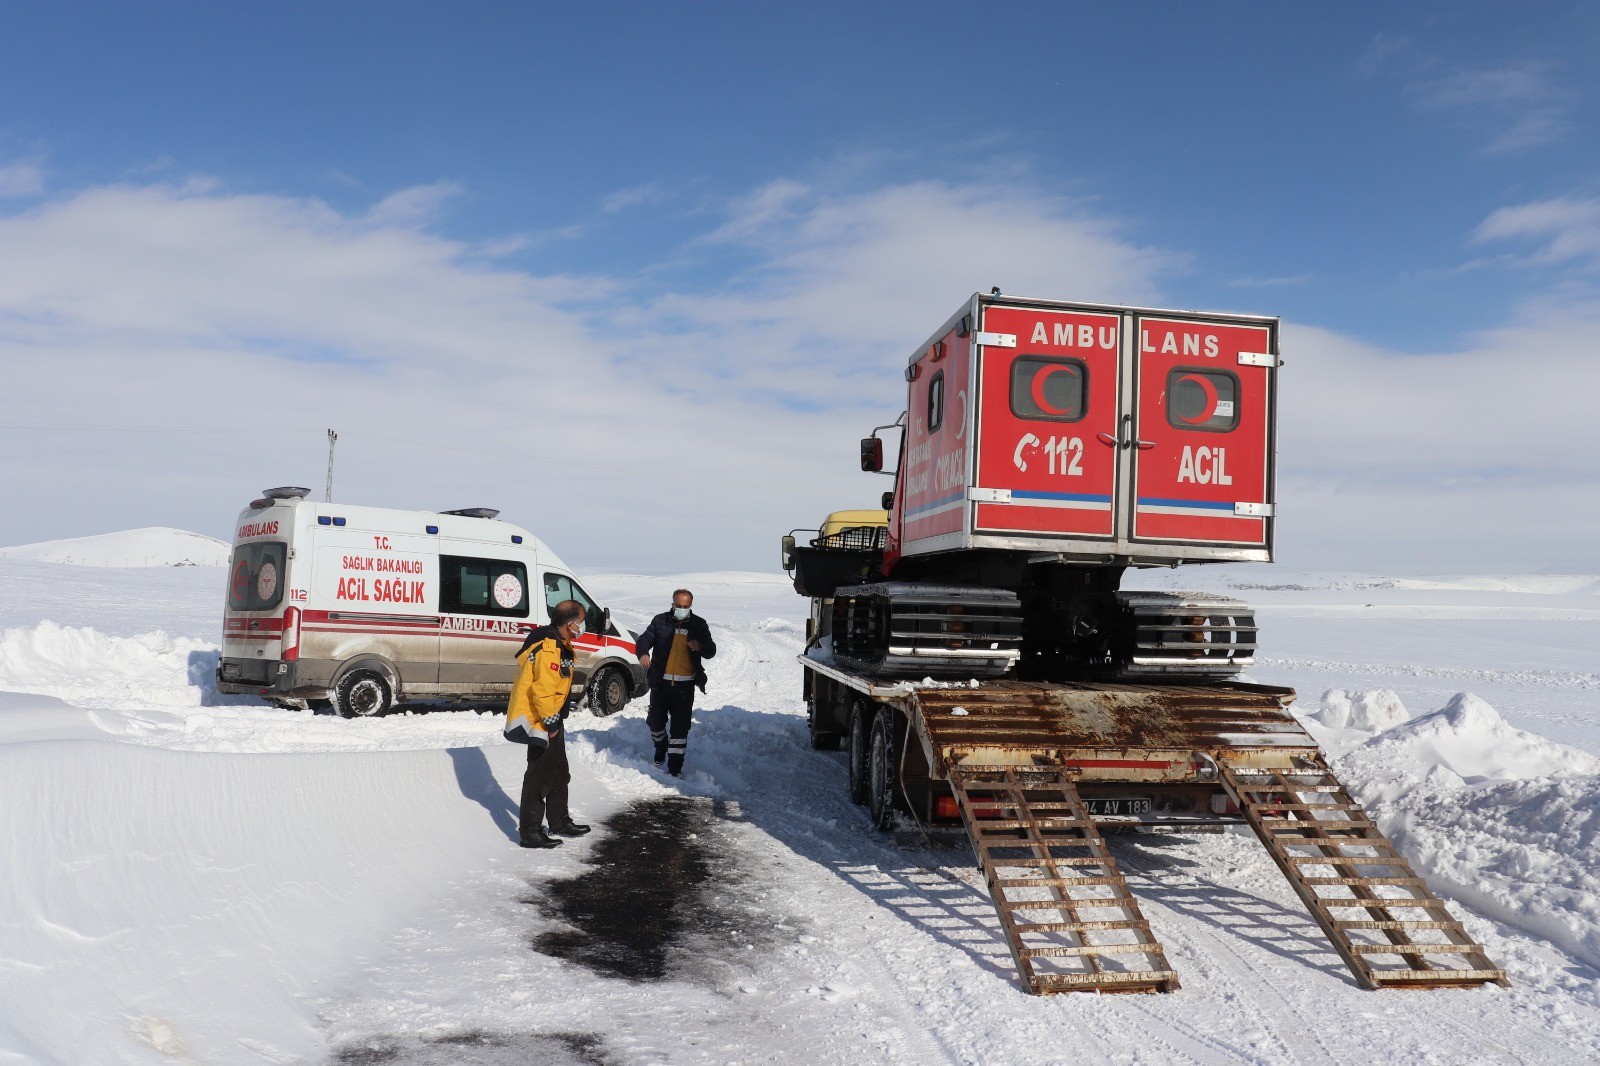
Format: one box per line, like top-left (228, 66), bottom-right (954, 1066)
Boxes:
top-left (325, 429), bottom-right (338, 503)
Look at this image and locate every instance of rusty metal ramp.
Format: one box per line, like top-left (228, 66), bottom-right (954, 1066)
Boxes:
top-left (948, 765), bottom-right (1180, 994)
top-left (917, 681), bottom-right (1314, 781)
top-left (1218, 754), bottom-right (1509, 990)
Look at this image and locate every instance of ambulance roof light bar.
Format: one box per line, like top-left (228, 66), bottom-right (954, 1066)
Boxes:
top-left (441, 507), bottom-right (500, 519)
top-left (262, 486), bottom-right (311, 500)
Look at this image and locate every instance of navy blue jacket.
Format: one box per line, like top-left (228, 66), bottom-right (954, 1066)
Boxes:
top-left (634, 611), bottom-right (716, 692)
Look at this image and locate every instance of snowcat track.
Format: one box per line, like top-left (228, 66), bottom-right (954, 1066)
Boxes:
top-left (1217, 754), bottom-right (1509, 991)
top-left (948, 765), bottom-right (1180, 995)
top-left (831, 583), bottom-right (1022, 679)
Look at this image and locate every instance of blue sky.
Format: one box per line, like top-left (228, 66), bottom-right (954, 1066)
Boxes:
top-left (2, 2), bottom-right (1597, 573)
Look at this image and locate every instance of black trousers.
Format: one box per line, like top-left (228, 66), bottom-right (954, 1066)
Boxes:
top-left (519, 727), bottom-right (570, 838)
top-left (646, 679), bottom-right (696, 768)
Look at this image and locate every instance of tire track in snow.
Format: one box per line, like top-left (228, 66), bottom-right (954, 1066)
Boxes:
top-left (1259, 657), bottom-right (1600, 691)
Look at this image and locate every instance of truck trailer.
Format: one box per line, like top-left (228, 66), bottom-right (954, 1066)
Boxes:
top-left (783, 292), bottom-right (1505, 995)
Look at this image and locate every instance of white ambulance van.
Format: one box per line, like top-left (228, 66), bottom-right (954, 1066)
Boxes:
top-left (215, 487), bottom-right (646, 717)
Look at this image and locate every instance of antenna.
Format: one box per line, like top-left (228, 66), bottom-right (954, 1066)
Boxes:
top-left (325, 429), bottom-right (338, 503)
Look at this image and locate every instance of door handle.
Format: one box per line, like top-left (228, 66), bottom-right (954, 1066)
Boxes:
top-left (1134, 439), bottom-right (1157, 450)
top-left (1095, 432), bottom-right (1119, 448)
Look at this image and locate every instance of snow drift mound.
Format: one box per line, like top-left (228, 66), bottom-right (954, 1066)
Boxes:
top-left (1312, 688), bottom-right (1411, 732)
top-left (1321, 689), bottom-right (1600, 969)
top-left (0, 622), bottom-right (223, 709)
top-left (0, 527), bottom-right (228, 567)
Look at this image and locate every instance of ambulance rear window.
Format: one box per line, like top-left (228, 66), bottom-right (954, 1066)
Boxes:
top-left (441, 555), bottom-right (529, 618)
top-left (1012, 356), bottom-right (1087, 422)
top-left (228, 542), bottom-right (287, 612)
top-left (1166, 368), bottom-right (1239, 433)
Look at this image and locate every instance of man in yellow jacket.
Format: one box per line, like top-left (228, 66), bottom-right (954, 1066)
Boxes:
top-left (506, 599), bottom-right (593, 849)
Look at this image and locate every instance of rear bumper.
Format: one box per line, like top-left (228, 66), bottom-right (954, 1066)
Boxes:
top-left (215, 658), bottom-right (326, 699)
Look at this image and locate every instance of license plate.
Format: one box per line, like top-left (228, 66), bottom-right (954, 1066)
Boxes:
top-left (1085, 797), bottom-right (1152, 817)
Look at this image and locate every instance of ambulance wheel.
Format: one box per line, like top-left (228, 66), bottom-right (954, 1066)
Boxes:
top-left (334, 669), bottom-right (392, 718)
top-left (867, 708), bottom-right (900, 831)
top-left (807, 697), bottom-right (840, 750)
top-left (586, 666), bottom-right (630, 717)
top-left (847, 699), bottom-right (873, 806)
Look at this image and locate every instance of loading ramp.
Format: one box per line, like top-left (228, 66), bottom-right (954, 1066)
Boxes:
top-left (1217, 755), bottom-right (1509, 990)
top-left (949, 765), bottom-right (1180, 993)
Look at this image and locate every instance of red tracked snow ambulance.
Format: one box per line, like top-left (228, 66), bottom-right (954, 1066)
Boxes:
top-left (790, 292), bottom-right (1280, 682)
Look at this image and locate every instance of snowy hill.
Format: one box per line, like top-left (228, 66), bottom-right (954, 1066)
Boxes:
top-left (2, 561), bottom-right (1599, 1062)
top-left (0, 527), bottom-right (229, 568)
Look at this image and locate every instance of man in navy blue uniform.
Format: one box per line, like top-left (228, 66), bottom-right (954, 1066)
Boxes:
top-left (634, 588), bottom-right (716, 776)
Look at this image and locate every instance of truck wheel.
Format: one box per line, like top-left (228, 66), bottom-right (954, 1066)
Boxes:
top-left (847, 699), bottom-right (873, 806)
top-left (586, 666), bottom-right (630, 717)
top-left (867, 708), bottom-right (900, 831)
top-left (334, 669), bottom-right (392, 718)
top-left (808, 697), bottom-right (841, 750)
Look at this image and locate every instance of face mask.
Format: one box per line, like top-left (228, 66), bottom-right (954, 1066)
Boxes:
top-left (672, 606), bottom-right (691, 620)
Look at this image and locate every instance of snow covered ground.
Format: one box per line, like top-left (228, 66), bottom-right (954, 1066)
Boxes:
top-left (2, 536), bottom-right (1599, 1064)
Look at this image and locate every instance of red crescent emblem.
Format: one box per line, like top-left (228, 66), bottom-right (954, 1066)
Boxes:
top-left (1175, 373), bottom-right (1218, 424)
top-left (1029, 364), bottom-right (1078, 416)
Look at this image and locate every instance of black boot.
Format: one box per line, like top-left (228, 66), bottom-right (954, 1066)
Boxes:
top-left (666, 753), bottom-right (684, 777)
top-left (519, 829), bottom-right (563, 849)
top-left (652, 738), bottom-right (668, 766)
top-left (550, 820), bottom-right (591, 837)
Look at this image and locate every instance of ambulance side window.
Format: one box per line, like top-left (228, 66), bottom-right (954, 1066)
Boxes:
top-left (1011, 356), bottom-right (1087, 422)
top-left (440, 555), bottom-right (529, 618)
top-left (543, 573), bottom-right (612, 635)
top-left (927, 370), bottom-right (945, 431)
top-left (1166, 368), bottom-right (1239, 433)
top-left (228, 541), bottom-right (287, 612)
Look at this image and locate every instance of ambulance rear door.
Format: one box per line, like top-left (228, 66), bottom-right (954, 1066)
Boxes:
top-left (1127, 315), bottom-right (1277, 555)
top-left (970, 302), bottom-right (1123, 548)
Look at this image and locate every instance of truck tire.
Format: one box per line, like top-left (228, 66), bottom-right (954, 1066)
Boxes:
top-left (867, 707), bottom-right (900, 831)
top-left (586, 665), bottom-right (630, 717)
top-left (808, 697), bottom-right (841, 750)
top-left (847, 699), bottom-right (873, 806)
top-left (334, 669), bottom-right (393, 719)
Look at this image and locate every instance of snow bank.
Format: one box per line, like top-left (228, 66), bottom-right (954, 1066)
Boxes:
top-left (0, 738), bottom-right (536, 1064)
top-left (0, 621), bottom-right (222, 709)
top-left (1315, 689), bottom-right (1600, 969)
top-left (0, 527), bottom-right (229, 568)
top-left (1312, 687), bottom-right (1411, 731)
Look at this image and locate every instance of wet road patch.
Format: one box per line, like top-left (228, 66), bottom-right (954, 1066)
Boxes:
top-left (331, 1029), bottom-right (613, 1065)
top-left (529, 795), bottom-right (789, 983)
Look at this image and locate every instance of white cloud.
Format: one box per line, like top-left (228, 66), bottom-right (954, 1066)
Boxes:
top-left (1277, 302), bottom-right (1600, 571)
top-left (364, 181), bottom-right (465, 226)
top-left (1368, 41), bottom-right (1574, 156)
top-left (0, 162), bottom-right (45, 198)
top-left (600, 182), bottom-right (664, 213)
top-left (1, 173), bottom-right (1594, 574)
top-left (1472, 197), bottom-right (1600, 269)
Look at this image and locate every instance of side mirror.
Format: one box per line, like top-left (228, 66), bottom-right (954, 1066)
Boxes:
top-left (601, 606), bottom-right (612, 635)
top-left (781, 535), bottom-right (796, 571)
top-left (881, 491), bottom-right (895, 511)
top-left (860, 436), bottom-right (883, 472)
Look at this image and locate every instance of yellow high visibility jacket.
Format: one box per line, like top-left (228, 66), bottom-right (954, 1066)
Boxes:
top-left (504, 626), bottom-right (574, 750)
